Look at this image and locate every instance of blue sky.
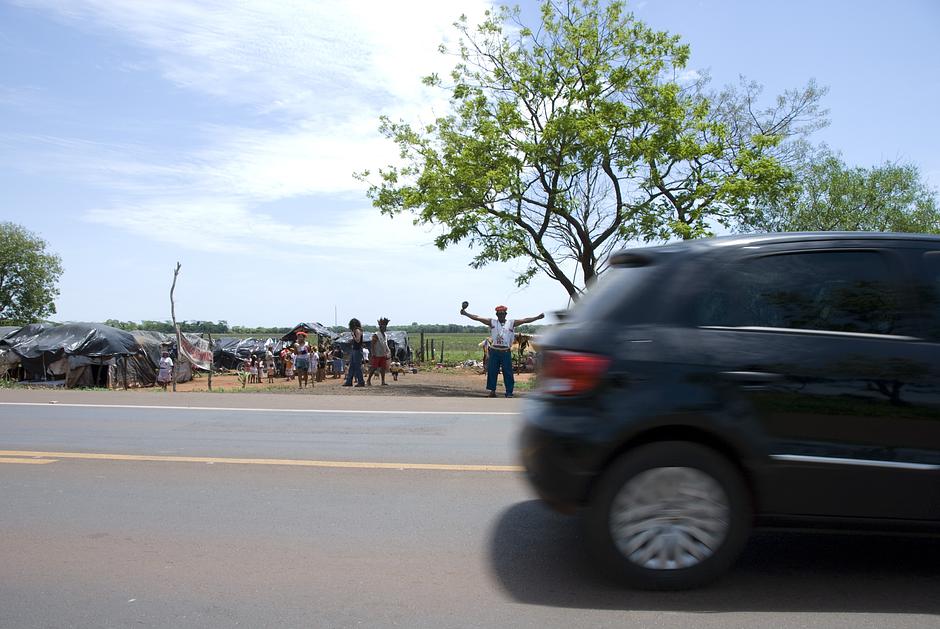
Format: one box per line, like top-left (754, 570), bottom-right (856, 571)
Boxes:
top-left (2, 0), bottom-right (938, 327)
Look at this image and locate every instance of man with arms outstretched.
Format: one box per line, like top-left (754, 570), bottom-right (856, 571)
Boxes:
top-left (460, 302), bottom-right (544, 398)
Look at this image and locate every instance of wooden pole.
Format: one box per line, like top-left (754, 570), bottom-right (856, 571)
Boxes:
top-left (205, 331), bottom-right (213, 392)
top-left (419, 332), bottom-right (425, 363)
top-left (170, 262), bottom-right (184, 393)
top-left (440, 340), bottom-right (444, 365)
top-left (431, 339), bottom-right (435, 362)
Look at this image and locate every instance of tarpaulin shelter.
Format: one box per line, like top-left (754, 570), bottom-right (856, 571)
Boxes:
top-left (333, 330), bottom-right (411, 362)
top-left (0, 324), bottom-right (212, 387)
top-left (0, 325), bottom-right (22, 377)
top-left (130, 330), bottom-right (203, 385)
top-left (282, 322), bottom-right (336, 344)
top-left (213, 337), bottom-right (279, 369)
top-left (0, 322), bottom-right (152, 388)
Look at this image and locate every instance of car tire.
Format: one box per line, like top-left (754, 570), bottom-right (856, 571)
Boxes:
top-left (584, 441), bottom-right (752, 590)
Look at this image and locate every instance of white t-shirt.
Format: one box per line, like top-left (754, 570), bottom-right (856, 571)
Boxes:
top-left (373, 331), bottom-right (390, 357)
top-left (158, 356), bottom-right (173, 380)
top-left (490, 318), bottom-right (514, 349)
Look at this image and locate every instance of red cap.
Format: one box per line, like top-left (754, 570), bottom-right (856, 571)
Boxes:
top-left (495, 305), bottom-right (508, 312)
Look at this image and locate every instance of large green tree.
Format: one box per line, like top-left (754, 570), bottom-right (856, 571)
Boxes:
top-left (360, 0), bottom-right (826, 298)
top-left (0, 222), bottom-right (64, 324)
top-left (746, 152), bottom-right (940, 233)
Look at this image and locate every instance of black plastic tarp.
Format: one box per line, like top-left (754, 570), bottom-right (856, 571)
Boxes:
top-left (282, 322), bottom-right (336, 344)
top-left (213, 337), bottom-right (280, 369)
top-left (1, 322), bottom-right (143, 386)
top-left (2, 322), bottom-right (138, 360)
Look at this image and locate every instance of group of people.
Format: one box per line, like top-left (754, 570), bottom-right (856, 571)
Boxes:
top-left (236, 317), bottom-right (398, 390)
top-left (340, 317), bottom-right (395, 387)
top-left (239, 334), bottom-right (345, 389)
top-left (230, 301), bottom-right (543, 398)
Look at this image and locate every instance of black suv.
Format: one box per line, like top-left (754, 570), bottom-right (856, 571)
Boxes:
top-left (520, 232), bottom-right (940, 590)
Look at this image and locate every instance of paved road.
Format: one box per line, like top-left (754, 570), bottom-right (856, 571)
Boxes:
top-left (1, 392), bottom-right (938, 628)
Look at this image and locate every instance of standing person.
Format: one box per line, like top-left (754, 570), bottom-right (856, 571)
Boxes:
top-left (249, 355), bottom-right (258, 384)
top-left (284, 347), bottom-right (295, 381)
top-left (342, 318), bottom-right (366, 387)
top-left (157, 349), bottom-right (173, 391)
top-left (460, 302), bottom-right (544, 398)
top-left (316, 345), bottom-right (327, 382)
top-left (265, 347), bottom-right (276, 384)
top-left (294, 331), bottom-right (313, 389)
top-left (367, 317), bottom-right (392, 386)
top-left (331, 346), bottom-right (344, 379)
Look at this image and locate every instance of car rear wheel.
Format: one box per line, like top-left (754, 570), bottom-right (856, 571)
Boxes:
top-left (584, 441), bottom-right (751, 590)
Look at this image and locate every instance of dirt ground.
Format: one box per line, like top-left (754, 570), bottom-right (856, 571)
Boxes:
top-left (164, 367), bottom-right (536, 398)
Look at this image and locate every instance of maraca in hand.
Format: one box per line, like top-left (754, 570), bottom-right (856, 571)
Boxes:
top-left (461, 301), bottom-right (469, 310)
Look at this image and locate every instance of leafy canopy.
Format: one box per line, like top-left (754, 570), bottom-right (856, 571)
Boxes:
top-left (0, 222), bottom-right (64, 325)
top-left (747, 151), bottom-right (940, 233)
top-left (359, 0), bottom-right (826, 297)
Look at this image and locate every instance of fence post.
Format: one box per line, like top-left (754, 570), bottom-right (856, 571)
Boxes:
top-left (431, 339), bottom-right (435, 361)
top-left (441, 341), bottom-right (444, 365)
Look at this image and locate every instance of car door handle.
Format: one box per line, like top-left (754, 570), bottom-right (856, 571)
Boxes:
top-left (720, 371), bottom-right (785, 383)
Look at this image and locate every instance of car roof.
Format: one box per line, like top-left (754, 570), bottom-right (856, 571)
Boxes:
top-left (612, 232), bottom-right (940, 261)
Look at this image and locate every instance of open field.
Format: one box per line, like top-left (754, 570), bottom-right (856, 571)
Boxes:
top-left (411, 332), bottom-right (489, 364)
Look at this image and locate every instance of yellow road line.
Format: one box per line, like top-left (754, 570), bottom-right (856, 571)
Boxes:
top-left (0, 456), bottom-right (57, 465)
top-left (0, 450), bottom-right (522, 472)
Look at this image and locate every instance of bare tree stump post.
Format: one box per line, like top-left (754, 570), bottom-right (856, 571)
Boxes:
top-left (205, 331), bottom-right (213, 392)
top-left (169, 262), bottom-right (184, 393)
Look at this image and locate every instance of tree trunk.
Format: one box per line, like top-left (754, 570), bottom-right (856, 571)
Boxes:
top-left (170, 262), bottom-right (183, 393)
top-left (205, 331), bottom-right (213, 392)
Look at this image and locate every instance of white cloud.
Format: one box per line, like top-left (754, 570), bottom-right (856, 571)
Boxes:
top-left (12, 0), bottom-right (495, 256)
top-left (676, 69), bottom-right (702, 85)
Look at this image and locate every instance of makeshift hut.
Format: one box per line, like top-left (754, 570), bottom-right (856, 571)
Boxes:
top-left (282, 322), bottom-right (336, 345)
top-left (0, 325), bottom-right (22, 379)
top-left (0, 322), bottom-right (157, 388)
top-left (213, 337), bottom-right (277, 369)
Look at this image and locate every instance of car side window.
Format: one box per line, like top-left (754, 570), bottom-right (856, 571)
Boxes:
top-left (697, 250), bottom-right (906, 335)
top-left (917, 251), bottom-right (940, 341)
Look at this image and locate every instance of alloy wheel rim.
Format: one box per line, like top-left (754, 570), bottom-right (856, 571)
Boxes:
top-left (609, 466), bottom-right (730, 570)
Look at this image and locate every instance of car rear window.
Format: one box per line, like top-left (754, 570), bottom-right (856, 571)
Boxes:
top-left (696, 250), bottom-right (908, 336)
top-left (919, 251), bottom-right (940, 341)
top-left (567, 264), bottom-right (657, 324)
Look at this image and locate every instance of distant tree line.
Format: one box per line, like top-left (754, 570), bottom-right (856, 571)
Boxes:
top-left (103, 319), bottom-right (290, 335)
top-left (101, 320), bottom-right (543, 336)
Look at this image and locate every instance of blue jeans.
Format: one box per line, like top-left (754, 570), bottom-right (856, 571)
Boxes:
top-left (344, 349), bottom-right (365, 386)
top-left (486, 349), bottom-right (514, 396)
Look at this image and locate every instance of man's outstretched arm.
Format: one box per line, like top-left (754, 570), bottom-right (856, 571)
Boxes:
top-left (460, 308), bottom-right (492, 326)
top-left (513, 313), bottom-right (545, 326)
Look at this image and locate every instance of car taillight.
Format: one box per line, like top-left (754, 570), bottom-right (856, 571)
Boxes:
top-left (539, 350), bottom-right (611, 396)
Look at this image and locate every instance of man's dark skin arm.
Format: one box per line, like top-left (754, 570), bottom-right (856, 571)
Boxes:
top-left (513, 313), bottom-right (545, 326)
top-left (460, 308), bottom-right (493, 327)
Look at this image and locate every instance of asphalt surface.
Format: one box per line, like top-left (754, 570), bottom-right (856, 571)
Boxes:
top-left (1, 391), bottom-right (938, 628)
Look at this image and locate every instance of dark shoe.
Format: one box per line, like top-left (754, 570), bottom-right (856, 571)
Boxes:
top-left (342, 383), bottom-right (352, 387)
top-left (505, 393), bottom-right (513, 398)
top-left (354, 384), bottom-right (365, 387)
top-left (488, 391), bottom-right (496, 398)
